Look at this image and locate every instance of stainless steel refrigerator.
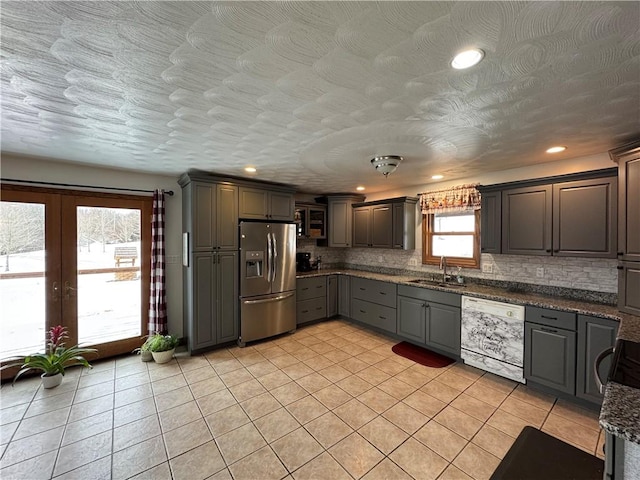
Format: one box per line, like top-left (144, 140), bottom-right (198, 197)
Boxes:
top-left (238, 221), bottom-right (296, 346)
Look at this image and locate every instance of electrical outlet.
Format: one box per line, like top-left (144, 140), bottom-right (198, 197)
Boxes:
top-left (536, 267), bottom-right (544, 278)
top-left (482, 263), bottom-right (493, 274)
top-left (409, 258), bottom-right (418, 266)
top-left (166, 255), bottom-right (179, 264)
top-left (378, 255), bottom-right (384, 263)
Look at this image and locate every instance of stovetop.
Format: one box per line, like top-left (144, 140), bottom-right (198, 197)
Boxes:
top-left (609, 339), bottom-right (640, 389)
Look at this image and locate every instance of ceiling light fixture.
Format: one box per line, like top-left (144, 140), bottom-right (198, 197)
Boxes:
top-left (431, 174), bottom-right (444, 180)
top-left (545, 146), bottom-right (567, 154)
top-left (451, 48), bottom-right (485, 69)
top-left (356, 186), bottom-right (365, 191)
top-left (371, 155), bottom-right (403, 177)
top-left (244, 166), bottom-right (257, 173)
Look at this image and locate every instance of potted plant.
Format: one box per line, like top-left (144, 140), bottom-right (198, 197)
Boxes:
top-left (132, 336), bottom-right (153, 362)
top-left (1, 325), bottom-right (97, 388)
top-left (146, 333), bottom-right (179, 364)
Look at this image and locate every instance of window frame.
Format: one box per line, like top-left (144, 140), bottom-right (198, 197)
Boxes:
top-left (422, 210), bottom-right (481, 268)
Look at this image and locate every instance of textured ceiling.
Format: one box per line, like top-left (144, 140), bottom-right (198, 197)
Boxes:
top-left (1, 1), bottom-right (639, 193)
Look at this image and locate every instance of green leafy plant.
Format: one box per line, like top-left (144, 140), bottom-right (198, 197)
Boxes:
top-left (132, 336), bottom-right (152, 355)
top-left (145, 333), bottom-right (179, 353)
top-left (1, 325), bottom-right (97, 384)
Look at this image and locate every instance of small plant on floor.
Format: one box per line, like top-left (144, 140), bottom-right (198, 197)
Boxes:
top-left (1, 325), bottom-right (97, 385)
top-left (146, 333), bottom-right (179, 353)
top-left (132, 336), bottom-right (153, 361)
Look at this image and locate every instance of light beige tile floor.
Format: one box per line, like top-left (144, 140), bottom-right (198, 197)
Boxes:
top-left (0, 319), bottom-right (605, 480)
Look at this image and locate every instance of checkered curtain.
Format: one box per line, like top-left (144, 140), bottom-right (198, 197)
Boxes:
top-left (148, 189), bottom-right (167, 335)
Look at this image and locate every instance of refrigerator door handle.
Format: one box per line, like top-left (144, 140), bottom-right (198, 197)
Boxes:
top-left (271, 233), bottom-right (278, 283)
top-left (266, 232), bottom-right (273, 283)
top-left (242, 292), bottom-right (295, 305)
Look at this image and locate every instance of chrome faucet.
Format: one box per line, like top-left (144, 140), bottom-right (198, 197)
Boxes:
top-left (439, 256), bottom-right (448, 283)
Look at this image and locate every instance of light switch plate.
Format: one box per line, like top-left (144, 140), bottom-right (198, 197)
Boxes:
top-left (409, 258), bottom-right (418, 266)
top-left (482, 263), bottom-right (493, 274)
top-left (536, 267), bottom-right (544, 277)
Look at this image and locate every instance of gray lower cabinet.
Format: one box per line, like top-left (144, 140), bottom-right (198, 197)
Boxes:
top-left (525, 322), bottom-right (576, 394)
top-left (397, 296), bottom-right (426, 343)
top-left (297, 276), bottom-right (326, 324)
top-left (327, 275), bottom-right (338, 317)
top-left (338, 275), bottom-right (351, 317)
top-left (576, 315), bottom-right (619, 404)
top-left (351, 277), bottom-right (397, 333)
top-left (397, 285), bottom-right (461, 356)
top-left (188, 251), bottom-right (238, 351)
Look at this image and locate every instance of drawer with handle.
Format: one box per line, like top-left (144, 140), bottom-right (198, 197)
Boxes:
top-left (351, 298), bottom-right (396, 333)
top-left (297, 297), bottom-right (327, 324)
top-left (525, 306), bottom-right (576, 331)
top-left (297, 276), bottom-right (326, 301)
top-left (351, 277), bottom-right (397, 308)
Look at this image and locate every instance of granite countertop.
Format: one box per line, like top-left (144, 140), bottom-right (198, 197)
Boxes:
top-left (298, 268), bottom-right (640, 444)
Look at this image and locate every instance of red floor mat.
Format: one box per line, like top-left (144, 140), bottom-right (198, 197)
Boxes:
top-left (391, 341), bottom-right (455, 368)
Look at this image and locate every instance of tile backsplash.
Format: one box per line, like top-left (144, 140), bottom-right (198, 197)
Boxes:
top-left (297, 239), bottom-right (618, 295)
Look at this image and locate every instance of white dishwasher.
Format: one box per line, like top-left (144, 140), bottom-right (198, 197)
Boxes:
top-left (461, 296), bottom-right (526, 383)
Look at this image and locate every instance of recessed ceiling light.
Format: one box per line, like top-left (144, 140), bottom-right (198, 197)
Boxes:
top-left (546, 146), bottom-right (567, 154)
top-left (451, 48), bottom-right (485, 69)
top-left (431, 174), bottom-right (444, 180)
top-left (356, 186), bottom-right (365, 191)
top-left (244, 166), bottom-right (257, 173)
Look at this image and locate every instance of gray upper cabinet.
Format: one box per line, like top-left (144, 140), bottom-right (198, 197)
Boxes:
top-left (352, 197), bottom-right (417, 250)
top-left (552, 177), bottom-right (617, 258)
top-left (576, 315), bottom-right (618, 404)
top-left (485, 169), bottom-right (618, 258)
top-left (185, 181), bottom-right (237, 251)
top-left (502, 185), bottom-right (552, 255)
top-left (610, 141), bottom-right (640, 263)
top-left (324, 195), bottom-right (365, 247)
top-left (239, 186), bottom-right (294, 221)
top-left (618, 261), bottom-right (640, 316)
top-left (480, 191), bottom-right (501, 254)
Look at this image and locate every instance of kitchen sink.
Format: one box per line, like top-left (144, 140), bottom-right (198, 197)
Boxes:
top-left (407, 279), bottom-right (466, 288)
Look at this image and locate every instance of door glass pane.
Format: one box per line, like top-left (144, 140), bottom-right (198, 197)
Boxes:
top-left (0, 201), bottom-right (46, 358)
top-left (77, 206), bottom-right (142, 345)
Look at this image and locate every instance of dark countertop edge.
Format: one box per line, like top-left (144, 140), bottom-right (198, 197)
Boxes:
top-left (298, 268), bottom-right (640, 444)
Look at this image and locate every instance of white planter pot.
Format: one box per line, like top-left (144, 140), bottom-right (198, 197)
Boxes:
top-left (41, 373), bottom-right (63, 389)
top-left (151, 349), bottom-right (175, 364)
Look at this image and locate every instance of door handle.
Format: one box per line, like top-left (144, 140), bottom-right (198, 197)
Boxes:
top-left (52, 281), bottom-right (60, 301)
top-left (64, 281), bottom-right (77, 299)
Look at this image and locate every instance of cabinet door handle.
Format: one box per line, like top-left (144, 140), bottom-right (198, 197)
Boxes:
top-left (360, 309), bottom-right (366, 313)
top-left (617, 266), bottom-right (624, 270)
top-left (541, 315), bottom-right (557, 321)
top-left (301, 287), bottom-right (309, 291)
top-left (316, 285), bottom-right (323, 288)
top-left (423, 303), bottom-right (429, 308)
top-left (553, 249), bottom-right (559, 253)
top-left (301, 309), bottom-right (309, 313)
top-left (617, 252), bottom-right (624, 256)
top-left (545, 249), bottom-right (552, 253)
top-left (379, 292), bottom-right (386, 295)
top-left (359, 287), bottom-right (366, 291)
top-left (316, 307), bottom-right (322, 310)
top-left (540, 327), bottom-right (558, 333)
top-left (379, 316), bottom-right (387, 320)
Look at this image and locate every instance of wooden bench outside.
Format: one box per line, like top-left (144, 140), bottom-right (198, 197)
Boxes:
top-left (114, 247), bottom-right (138, 267)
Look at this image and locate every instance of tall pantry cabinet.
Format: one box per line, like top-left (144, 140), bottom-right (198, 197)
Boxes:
top-left (610, 140), bottom-right (640, 315)
top-left (180, 174), bottom-right (239, 352)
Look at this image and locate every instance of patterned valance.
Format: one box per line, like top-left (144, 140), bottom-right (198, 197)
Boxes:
top-left (419, 184), bottom-right (481, 214)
